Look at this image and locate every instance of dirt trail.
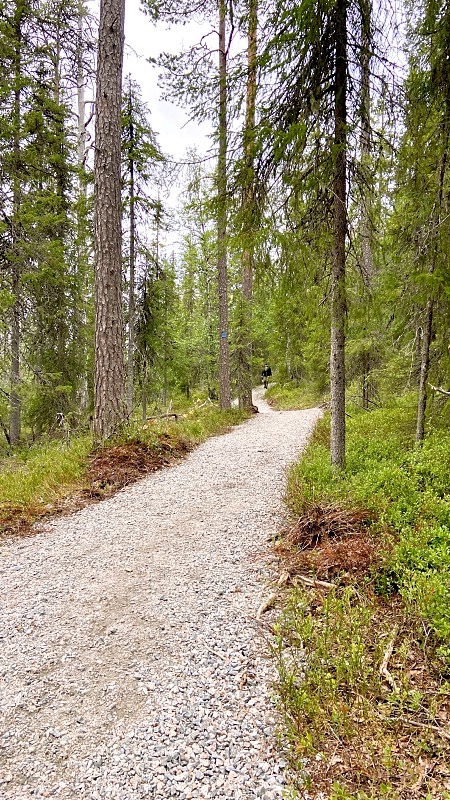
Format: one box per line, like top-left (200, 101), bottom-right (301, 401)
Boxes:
top-left (0, 390), bottom-right (321, 800)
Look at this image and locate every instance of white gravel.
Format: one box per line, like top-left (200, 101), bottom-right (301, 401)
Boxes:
top-left (0, 389), bottom-right (321, 800)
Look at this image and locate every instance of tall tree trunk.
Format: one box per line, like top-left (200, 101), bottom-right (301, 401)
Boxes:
top-left (53, 18), bottom-right (69, 376)
top-left (415, 297), bottom-right (433, 442)
top-left (127, 88), bottom-right (136, 416)
top-left (359, 0), bottom-right (373, 289)
top-left (416, 134), bottom-right (448, 442)
top-left (76, 1), bottom-right (89, 411)
top-left (240, 0), bottom-right (258, 410)
top-left (93, 0), bottom-right (126, 441)
top-left (9, 1), bottom-right (23, 446)
top-left (359, 0), bottom-right (374, 410)
top-left (77, 4), bottom-right (86, 177)
top-left (330, 0), bottom-right (347, 469)
top-left (142, 358), bottom-right (148, 422)
top-left (217, 0), bottom-right (231, 409)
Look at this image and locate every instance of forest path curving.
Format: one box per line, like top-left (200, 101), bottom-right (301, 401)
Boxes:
top-left (0, 389), bottom-right (321, 800)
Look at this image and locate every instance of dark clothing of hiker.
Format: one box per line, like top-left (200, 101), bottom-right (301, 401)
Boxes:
top-left (262, 365), bottom-right (272, 388)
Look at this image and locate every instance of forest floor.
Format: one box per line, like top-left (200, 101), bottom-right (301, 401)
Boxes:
top-left (0, 387), bottom-right (322, 800)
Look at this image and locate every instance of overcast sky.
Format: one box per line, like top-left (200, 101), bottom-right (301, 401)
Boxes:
top-left (123, 0), bottom-right (212, 161)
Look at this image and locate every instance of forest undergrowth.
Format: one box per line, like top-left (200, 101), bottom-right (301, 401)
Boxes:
top-left (0, 403), bottom-right (248, 540)
top-left (268, 391), bottom-right (450, 799)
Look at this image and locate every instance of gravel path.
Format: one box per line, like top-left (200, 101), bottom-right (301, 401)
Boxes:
top-left (0, 390), bottom-right (321, 800)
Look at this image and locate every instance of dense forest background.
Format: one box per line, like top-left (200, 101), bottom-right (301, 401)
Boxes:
top-left (0, 0), bottom-right (449, 457)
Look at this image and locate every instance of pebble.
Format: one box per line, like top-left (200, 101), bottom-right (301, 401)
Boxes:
top-left (0, 389), bottom-right (321, 799)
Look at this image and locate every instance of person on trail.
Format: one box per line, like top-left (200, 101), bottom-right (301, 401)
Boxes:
top-left (261, 364), bottom-right (272, 389)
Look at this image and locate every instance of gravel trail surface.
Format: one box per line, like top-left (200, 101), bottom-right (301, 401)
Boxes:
top-left (0, 390), bottom-right (321, 800)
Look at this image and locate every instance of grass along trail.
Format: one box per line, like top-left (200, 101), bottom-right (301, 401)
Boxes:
top-left (0, 389), bottom-right (321, 800)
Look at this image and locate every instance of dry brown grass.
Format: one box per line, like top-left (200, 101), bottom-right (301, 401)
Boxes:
top-left (275, 503), bottom-right (383, 582)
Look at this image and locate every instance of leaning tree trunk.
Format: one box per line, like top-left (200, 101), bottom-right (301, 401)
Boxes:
top-left (330, 0), bottom-right (347, 470)
top-left (239, 0), bottom-right (258, 410)
top-left (217, 0), bottom-right (231, 409)
top-left (93, 0), bottom-right (126, 441)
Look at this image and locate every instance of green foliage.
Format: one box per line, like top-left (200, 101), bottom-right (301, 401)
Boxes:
top-left (276, 588), bottom-right (386, 747)
top-left (265, 381), bottom-right (325, 410)
top-left (286, 400), bottom-right (450, 659)
top-left (126, 404), bottom-right (248, 448)
top-left (0, 435), bottom-right (91, 509)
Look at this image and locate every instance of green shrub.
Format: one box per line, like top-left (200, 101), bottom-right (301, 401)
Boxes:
top-left (266, 381), bottom-right (326, 410)
top-left (286, 399), bottom-right (450, 661)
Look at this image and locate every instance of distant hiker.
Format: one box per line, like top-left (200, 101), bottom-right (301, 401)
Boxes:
top-left (261, 364), bottom-right (272, 389)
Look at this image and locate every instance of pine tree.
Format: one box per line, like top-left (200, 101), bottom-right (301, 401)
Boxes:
top-left (93, 0), bottom-right (126, 440)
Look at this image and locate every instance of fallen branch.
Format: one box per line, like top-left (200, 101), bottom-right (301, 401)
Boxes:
top-left (389, 716), bottom-right (450, 741)
top-left (277, 570), bottom-right (291, 588)
top-left (205, 645), bottom-right (225, 661)
top-left (146, 413), bottom-right (179, 421)
top-left (294, 574), bottom-right (336, 590)
top-left (256, 572), bottom-right (293, 620)
top-left (428, 383), bottom-right (450, 396)
top-left (379, 626), bottom-right (398, 691)
top-left (256, 592), bottom-right (278, 620)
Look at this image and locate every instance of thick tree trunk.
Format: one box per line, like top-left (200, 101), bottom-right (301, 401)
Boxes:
top-left (240, 0), bottom-right (258, 411)
top-left (93, 0), bottom-right (126, 441)
top-left (330, 0), bottom-right (347, 470)
top-left (217, 0), bottom-right (231, 409)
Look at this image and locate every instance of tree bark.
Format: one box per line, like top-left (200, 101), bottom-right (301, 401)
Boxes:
top-left (76, 1), bottom-right (89, 412)
top-left (415, 297), bottom-right (433, 442)
top-left (93, 0), bottom-right (126, 441)
top-left (240, 0), bottom-right (258, 410)
top-left (77, 4), bottom-right (86, 175)
top-left (9, 0), bottom-right (23, 446)
top-left (330, 0), bottom-right (347, 470)
top-left (415, 135), bottom-right (448, 442)
top-left (359, 0), bottom-right (375, 410)
top-left (126, 86), bottom-right (136, 416)
top-left (359, 0), bottom-right (373, 289)
top-left (217, 0), bottom-right (231, 409)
